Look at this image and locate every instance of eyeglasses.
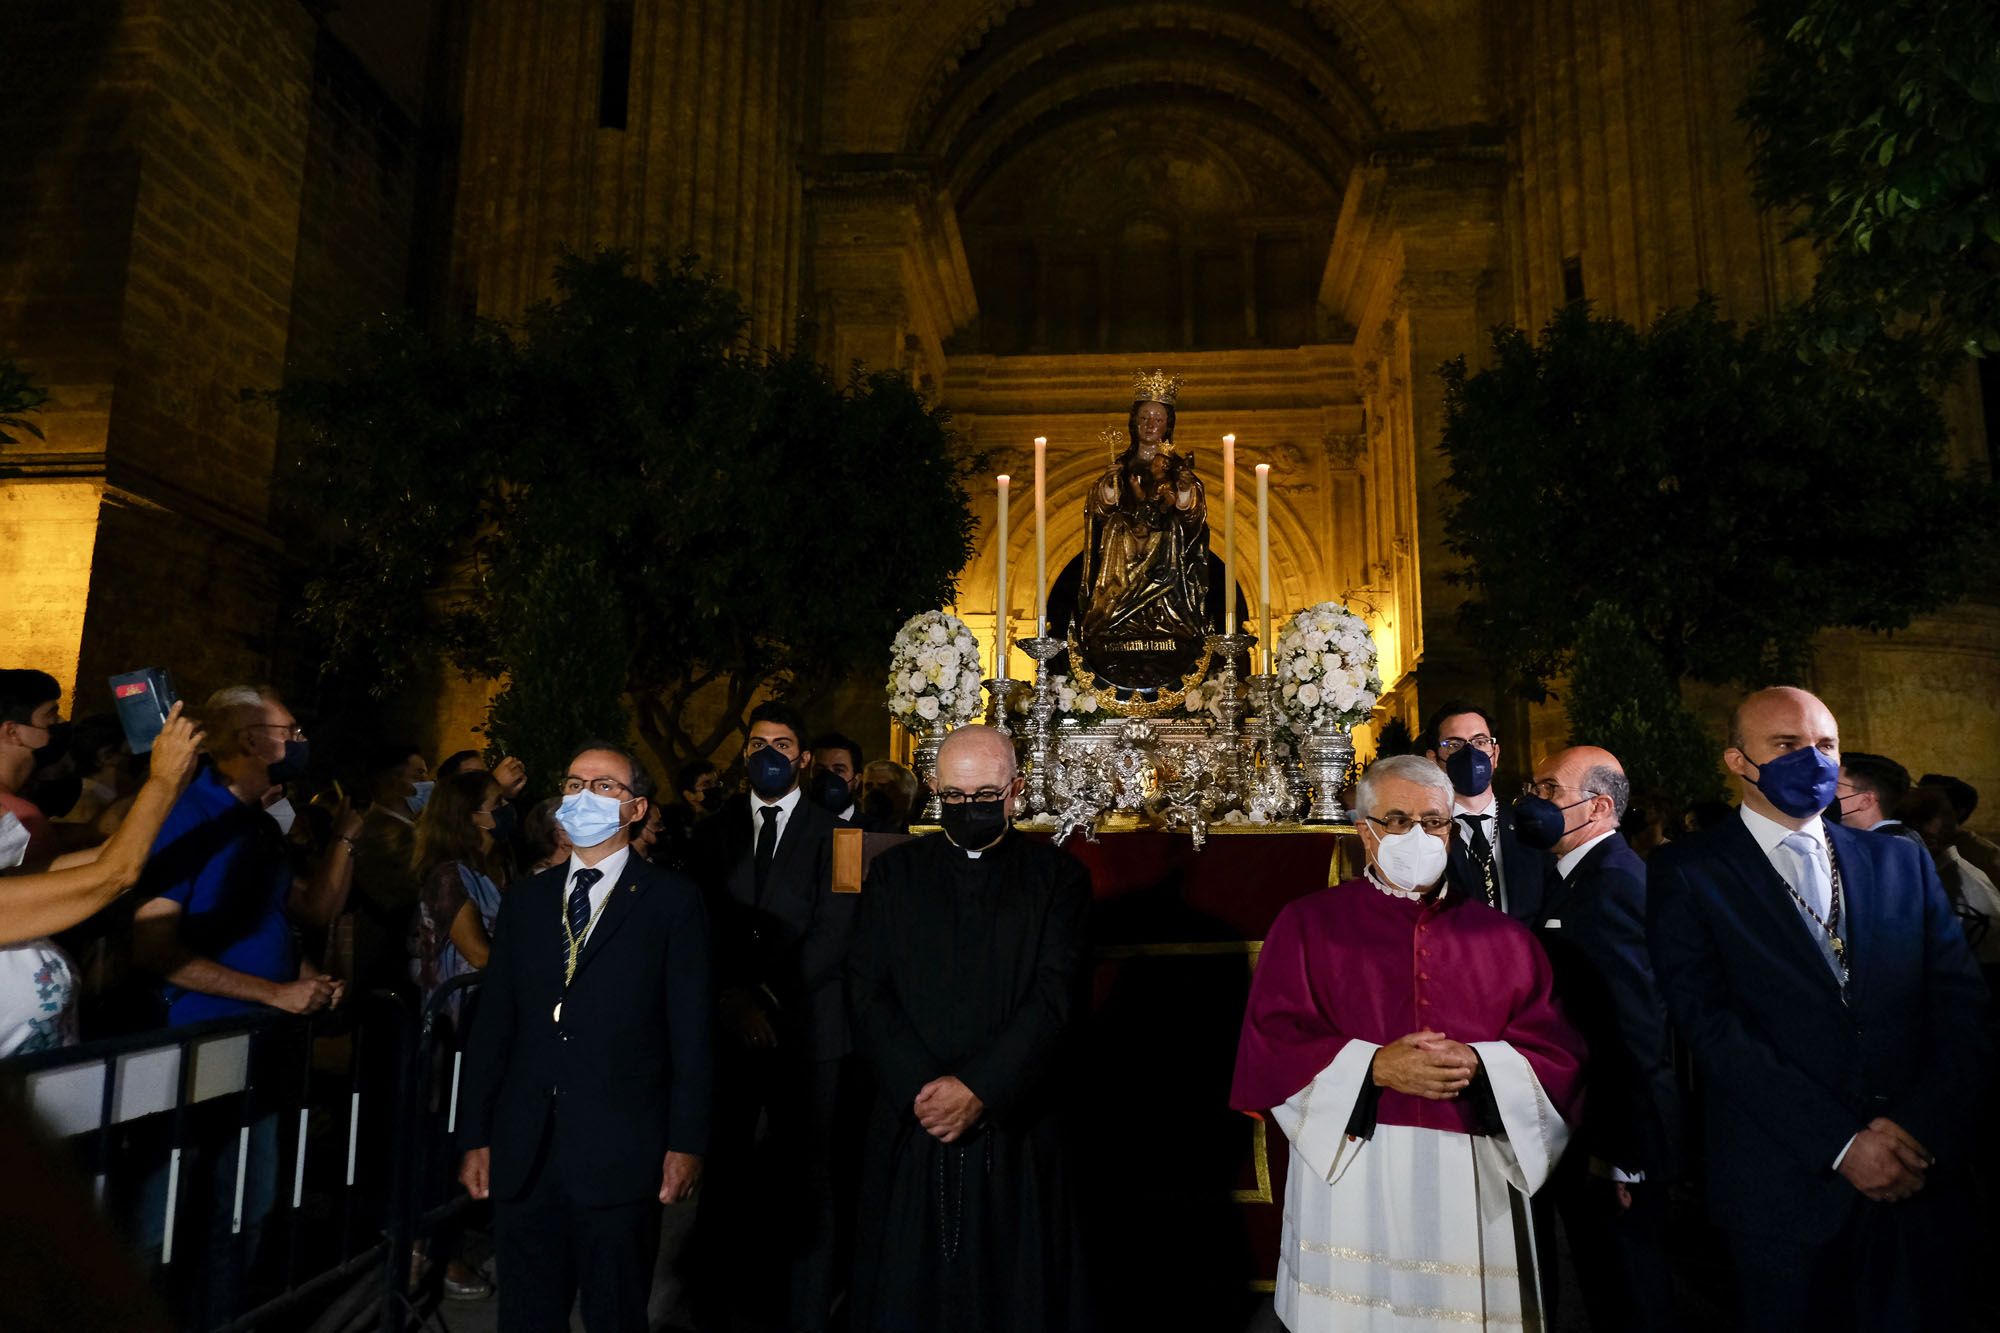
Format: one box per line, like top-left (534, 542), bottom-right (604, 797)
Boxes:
top-left (243, 723), bottom-right (307, 742)
top-left (1365, 813), bottom-right (1454, 835)
top-left (560, 776), bottom-right (634, 798)
top-left (1520, 780), bottom-right (1605, 802)
top-left (1435, 735), bottom-right (1497, 755)
top-left (938, 787), bottom-right (1011, 805)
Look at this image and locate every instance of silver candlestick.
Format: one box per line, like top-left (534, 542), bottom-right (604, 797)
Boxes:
top-left (983, 677), bottom-right (1029, 734)
top-left (1203, 632), bottom-right (1255, 794)
top-left (1019, 636), bottom-right (1067, 815)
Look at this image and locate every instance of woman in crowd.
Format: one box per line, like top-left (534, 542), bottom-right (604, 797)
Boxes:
top-left (406, 769), bottom-right (510, 1302)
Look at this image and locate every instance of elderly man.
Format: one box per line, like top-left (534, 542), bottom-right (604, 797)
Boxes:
top-left (1520, 746), bottom-right (1681, 1331)
top-left (1231, 753), bottom-right (1584, 1333)
top-left (1649, 686), bottom-right (1988, 1332)
top-left (846, 725), bottom-right (1092, 1332)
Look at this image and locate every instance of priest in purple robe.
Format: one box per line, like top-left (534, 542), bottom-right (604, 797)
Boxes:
top-left (1231, 754), bottom-right (1586, 1332)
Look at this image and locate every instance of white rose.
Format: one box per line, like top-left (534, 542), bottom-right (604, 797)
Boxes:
top-left (1184, 686), bottom-right (1205, 710)
top-left (1298, 682), bottom-right (1322, 708)
top-left (1282, 680), bottom-right (1299, 699)
top-left (961, 670), bottom-right (982, 696)
top-left (936, 645), bottom-right (959, 671)
top-left (907, 670), bottom-right (928, 693)
top-left (1077, 693), bottom-right (1099, 714)
top-left (928, 624), bottom-right (949, 644)
top-left (915, 696), bottom-right (940, 720)
top-left (956, 633), bottom-right (976, 654)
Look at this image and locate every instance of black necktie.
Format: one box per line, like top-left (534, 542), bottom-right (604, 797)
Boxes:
top-left (754, 806), bottom-right (780, 899)
top-left (1458, 814), bottom-right (1498, 908)
top-left (567, 866), bottom-right (604, 942)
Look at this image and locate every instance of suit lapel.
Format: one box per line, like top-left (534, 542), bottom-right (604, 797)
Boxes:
top-left (1824, 819), bottom-right (1874, 996)
top-left (1716, 814), bottom-right (1845, 999)
top-left (573, 855), bottom-right (645, 978)
top-left (769, 799), bottom-right (817, 886)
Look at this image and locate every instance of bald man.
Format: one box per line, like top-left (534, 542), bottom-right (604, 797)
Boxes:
top-left (1649, 687), bottom-right (1988, 1332)
top-left (1523, 746), bottom-right (1681, 1331)
top-left (845, 725), bottom-right (1093, 1331)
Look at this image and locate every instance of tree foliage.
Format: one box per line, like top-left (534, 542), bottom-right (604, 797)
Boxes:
top-left (1742, 0), bottom-right (2000, 363)
top-left (1565, 603), bottom-right (1726, 806)
top-left (257, 250), bottom-right (979, 789)
top-left (1440, 300), bottom-right (1989, 696)
top-left (0, 356), bottom-right (48, 446)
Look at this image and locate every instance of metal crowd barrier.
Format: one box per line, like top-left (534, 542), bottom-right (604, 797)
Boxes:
top-left (1, 988), bottom-right (424, 1332)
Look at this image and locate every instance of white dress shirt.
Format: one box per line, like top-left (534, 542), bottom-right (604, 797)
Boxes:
top-left (563, 844), bottom-right (630, 950)
top-left (1555, 828), bottom-right (1618, 882)
top-left (749, 783), bottom-right (804, 850)
top-left (1740, 803), bottom-right (1832, 918)
top-left (1452, 797), bottom-right (1508, 904)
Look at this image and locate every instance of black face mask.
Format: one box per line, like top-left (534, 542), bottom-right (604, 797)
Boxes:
top-left (810, 768), bottom-right (854, 814)
top-left (267, 739), bottom-right (311, 785)
top-left (940, 798), bottom-right (1009, 850)
top-left (691, 789), bottom-right (722, 814)
top-left (862, 789), bottom-right (899, 824)
top-left (30, 719), bottom-right (72, 766)
top-left (490, 800), bottom-right (518, 844)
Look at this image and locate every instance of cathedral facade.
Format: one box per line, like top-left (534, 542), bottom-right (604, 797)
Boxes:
top-left (3, 0), bottom-right (1993, 796)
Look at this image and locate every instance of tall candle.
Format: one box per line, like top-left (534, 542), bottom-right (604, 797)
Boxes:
top-left (995, 475), bottom-right (1011, 679)
top-left (1222, 434), bottom-right (1237, 635)
top-left (1034, 437), bottom-right (1048, 635)
top-left (1256, 463), bottom-right (1272, 673)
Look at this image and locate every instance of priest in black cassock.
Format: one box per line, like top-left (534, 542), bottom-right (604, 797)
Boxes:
top-left (846, 724), bottom-right (1094, 1332)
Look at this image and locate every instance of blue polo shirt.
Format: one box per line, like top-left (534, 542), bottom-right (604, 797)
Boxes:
top-left (140, 763), bottom-right (297, 1026)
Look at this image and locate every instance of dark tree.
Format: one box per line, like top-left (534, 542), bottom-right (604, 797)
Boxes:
top-left (1742, 0), bottom-right (2000, 364)
top-left (1439, 300), bottom-right (1990, 790)
top-left (258, 250), bottom-right (979, 789)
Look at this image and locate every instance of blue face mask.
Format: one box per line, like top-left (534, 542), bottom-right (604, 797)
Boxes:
top-left (556, 789), bottom-right (629, 849)
top-left (1444, 744), bottom-right (1493, 798)
top-left (746, 747), bottom-right (796, 800)
top-left (407, 779), bottom-right (436, 816)
top-left (1745, 745), bottom-right (1839, 819)
top-left (1513, 794), bottom-right (1593, 851)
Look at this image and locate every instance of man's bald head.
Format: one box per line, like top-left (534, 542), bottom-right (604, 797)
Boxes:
top-left (1724, 685), bottom-right (1841, 825)
top-left (1532, 745), bottom-right (1629, 856)
top-left (937, 725), bottom-right (1019, 790)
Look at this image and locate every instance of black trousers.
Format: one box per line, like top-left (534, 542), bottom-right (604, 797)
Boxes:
top-left (1726, 1183), bottom-right (1967, 1333)
top-left (497, 1145), bottom-right (661, 1333)
top-left (1551, 1170), bottom-right (1673, 1333)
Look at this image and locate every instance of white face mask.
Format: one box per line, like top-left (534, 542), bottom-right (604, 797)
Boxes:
top-left (266, 797), bottom-right (298, 838)
top-left (1372, 825), bottom-right (1449, 893)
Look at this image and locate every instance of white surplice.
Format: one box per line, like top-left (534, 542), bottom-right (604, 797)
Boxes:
top-left (1269, 1039), bottom-right (1569, 1331)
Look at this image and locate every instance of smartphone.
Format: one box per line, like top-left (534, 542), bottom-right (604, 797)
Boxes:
top-left (110, 668), bottom-right (179, 754)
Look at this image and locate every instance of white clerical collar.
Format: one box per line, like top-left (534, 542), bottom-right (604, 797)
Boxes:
top-left (1365, 865), bottom-right (1435, 901)
top-left (1556, 829), bottom-right (1618, 880)
top-left (1740, 801), bottom-right (1828, 857)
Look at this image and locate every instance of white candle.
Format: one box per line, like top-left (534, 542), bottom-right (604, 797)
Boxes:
top-left (1256, 463), bottom-right (1272, 674)
top-left (1034, 437), bottom-right (1048, 635)
top-left (1222, 434), bottom-right (1237, 635)
top-left (995, 474), bottom-right (1010, 679)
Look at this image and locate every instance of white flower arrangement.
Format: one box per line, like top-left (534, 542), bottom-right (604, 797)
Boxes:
top-left (884, 610), bottom-right (985, 732)
top-left (1180, 680), bottom-right (1226, 721)
top-left (1048, 674), bottom-right (1103, 721)
top-left (1274, 602), bottom-right (1381, 733)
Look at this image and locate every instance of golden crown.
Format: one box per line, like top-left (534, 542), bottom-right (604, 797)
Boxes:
top-left (1131, 369), bottom-right (1183, 406)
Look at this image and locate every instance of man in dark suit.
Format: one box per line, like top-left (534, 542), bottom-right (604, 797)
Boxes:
top-left (1835, 751), bottom-right (1928, 850)
top-left (807, 729), bottom-right (882, 828)
top-left (1526, 745), bottom-right (1681, 1332)
top-left (459, 741), bottom-right (712, 1333)
top-left (688, 701), bottom-right (856, 1333)
top-left (1650, 686), bottom-right (1989, 1332)
top-left (1426, 698), bottom-right (1554, 923)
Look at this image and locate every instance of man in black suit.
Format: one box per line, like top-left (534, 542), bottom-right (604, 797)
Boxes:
top-left (688, 701), bottom-right (856, 1333)
top-left (459, 741), bottom-right (712, 1333)
top-left (806, 729), bottom-right (880, 829)
top-left (1835, 751), bottom-right (1928, 850)
top-left (1526, 745), bottom-right (1681, 1332)
top-left (1426, 698), bottom-right (1554, 922)
top-left (1650, 686), bottom-right (1989, 1332)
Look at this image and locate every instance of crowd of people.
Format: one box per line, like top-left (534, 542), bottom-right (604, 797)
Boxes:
top-left (1, 664), bottom-right (1995, 1333)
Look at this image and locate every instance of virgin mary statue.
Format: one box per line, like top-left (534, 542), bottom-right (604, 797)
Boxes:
top-left (1074, 371), bottom-right (1212, 691)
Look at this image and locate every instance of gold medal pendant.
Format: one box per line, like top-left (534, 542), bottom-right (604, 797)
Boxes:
top-left (552, 1000), bottom-right (563, 1023)
top-left (1830, 937), bottom-right (1845, 962)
